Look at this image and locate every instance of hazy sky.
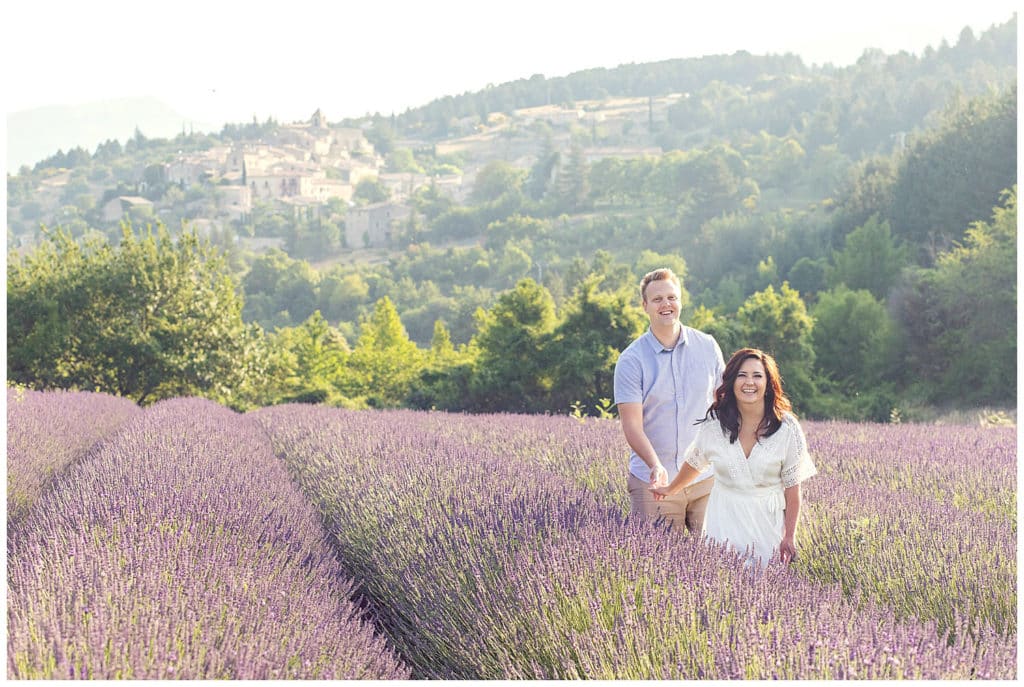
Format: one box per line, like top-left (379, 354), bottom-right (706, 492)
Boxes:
top-left (3, 0), bottom-right (1019, 125)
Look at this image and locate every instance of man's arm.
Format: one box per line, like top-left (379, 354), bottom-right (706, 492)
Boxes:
top-left (618, 402), bottom-right (667, 486)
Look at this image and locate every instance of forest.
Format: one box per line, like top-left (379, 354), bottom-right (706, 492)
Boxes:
top-left (6, 17), bottom-right (1017, 420)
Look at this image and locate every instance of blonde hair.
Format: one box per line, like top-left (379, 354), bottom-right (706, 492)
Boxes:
top-left (640, 268), bottom-right (681, 302)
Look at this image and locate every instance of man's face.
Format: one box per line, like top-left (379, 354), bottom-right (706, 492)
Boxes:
top-left (642, 279), bottom-right (681, 327)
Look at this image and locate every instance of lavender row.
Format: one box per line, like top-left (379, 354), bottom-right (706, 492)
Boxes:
top-left (444, 412), bottom-right (1016, 635)
top-left (808, 421), bottom-right (1016, 520)
top-left (253, 404), bottom-right (1015, 679)
top-left (412, 413), bottom-right (1015, 522)
top-left (7, 388), bottom-right (141, 525)
top-left (7, 396), bottom-right (408, 680)
top-left (797, 477), bottom-right (1016, 638)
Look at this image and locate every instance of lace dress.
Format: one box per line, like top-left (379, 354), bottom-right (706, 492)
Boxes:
top-left (685, 412), bottom-right (817, 566)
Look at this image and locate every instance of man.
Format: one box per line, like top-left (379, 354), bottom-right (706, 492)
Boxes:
top-left (613, 268), bottom-right (725, 533)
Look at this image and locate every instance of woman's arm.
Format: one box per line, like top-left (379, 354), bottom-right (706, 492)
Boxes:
top-left (780, 484), bottom-right (801, 563)
top-left (649, 462), bottom-right (701, 500)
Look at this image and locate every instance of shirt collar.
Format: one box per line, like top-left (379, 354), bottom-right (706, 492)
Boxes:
top-left (644, 325), bottom-right (689, 353)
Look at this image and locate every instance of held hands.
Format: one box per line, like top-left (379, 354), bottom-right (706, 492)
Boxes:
top-left (648, 462), bottom-right (668, 487)
top-left (648, 462), bottom-right (670, 500)
top-left (779, 536), bottom-right (798, 564)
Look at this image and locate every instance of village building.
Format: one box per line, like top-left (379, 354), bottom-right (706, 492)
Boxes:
top-left (344, 201), bottom-right (412, 249)
top-left (378, 171), bottom-right (430, 201)
top-left (216, 185), bottom-right (252, 221)
top-left (102, 195), bottom-right (154, 223)
top-left (583, 146), bottom-right (663, 163)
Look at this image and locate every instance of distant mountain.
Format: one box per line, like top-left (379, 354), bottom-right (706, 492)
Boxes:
top-left (6, 97), bottom-right (221, 171)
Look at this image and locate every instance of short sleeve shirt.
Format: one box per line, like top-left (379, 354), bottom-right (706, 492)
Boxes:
top-left (613, 326), bottom-right (725, 482)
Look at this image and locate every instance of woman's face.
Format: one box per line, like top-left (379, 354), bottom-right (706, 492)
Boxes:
top-left (733, 357), bottom-right (767, 408)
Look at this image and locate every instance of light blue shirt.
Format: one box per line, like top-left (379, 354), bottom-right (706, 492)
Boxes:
top-left (613, 326), bottom-right (725, 482)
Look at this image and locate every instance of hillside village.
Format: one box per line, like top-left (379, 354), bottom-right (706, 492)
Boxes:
top-left (10, 94), bottom-right (683, 255)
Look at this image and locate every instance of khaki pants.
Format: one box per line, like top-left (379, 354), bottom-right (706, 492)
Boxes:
top-left (628, 473), bottom-right (713, 534)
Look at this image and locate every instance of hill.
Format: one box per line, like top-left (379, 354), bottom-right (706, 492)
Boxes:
top-left (6, 96), bottom-right (220, 171)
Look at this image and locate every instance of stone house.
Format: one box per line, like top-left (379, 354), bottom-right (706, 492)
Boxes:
top-left (309, 178), bottom-right (354, 203)
top-left (102, 195), bottom-right (154, 223)
top-left (216, 185), bottom-right (252, 221)
top-left (344, 201), bottom-right (412, 249)
top-left (378, 172), bottom-right (429, 201)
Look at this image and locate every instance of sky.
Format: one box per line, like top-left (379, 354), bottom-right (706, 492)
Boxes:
top-left (3, 0), bottom-right (1019, 126)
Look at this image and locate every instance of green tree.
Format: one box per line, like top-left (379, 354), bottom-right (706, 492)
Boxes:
top-left (786, 257), bottom-right (829, 301)
top-left (266, 311), bottom-right (351, 405)
top-left (7, 224), bottom-right (261, 406)
top-left (483, 214), bottom-right (547, 251)
top-left (525, 135), bottom-right (558, 202)
top-left (889, 87), bottom-right (1016, 262)
top-left (892, 186), bottom-right (1016, 404)
top-left (385, 148), bottom-right (425, 173)
top-left (631, 251), bottom-right (689, 292)
top-left (469, 279), bottom-right (556, 412)
top-left (811, 286), bottom-right (901, 419)
top-left (406, 320), bottom-right (478, 411)
top-left (242, 249), bottom-right (319, 328)
top-left (354, 177), bottom-right (390, 204)
top-left (827, 215), bottom-right (909, 299)
top-left (471, 160), bottom-right (526, 204)
top-left (544, 276), bottom-right (646, 414)
top-left (343, 296), bottom-right (425, 407)
top-left (555, 139), bottom-right (590, 213)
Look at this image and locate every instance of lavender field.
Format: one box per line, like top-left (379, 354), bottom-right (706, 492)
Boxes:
top-left (7, 389), bottom-right (1017, 679)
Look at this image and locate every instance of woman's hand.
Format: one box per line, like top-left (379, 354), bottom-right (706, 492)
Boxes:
top-left (779, 536), bottom-right (797, 564)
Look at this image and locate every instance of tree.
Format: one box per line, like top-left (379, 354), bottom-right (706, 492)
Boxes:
top-left (483, 214), bottom-right (547, 251)
top-left (242, 249), bottom-right (319, 328)
top-left (7, 224), bottom-right (261, 406)
top-left (811, 286), bottom-right (901, 419)
top-left (889, 87), bottom-right (1016, 262)
top-left (826, 215), bottom-right (909, 299)
top-left (544, 276), bottom-right (646, 414)
top-left (554, 139), bottom-right (590, 213)
top-left (354, 177), bottom-right (390, 204)
top-left (470, 160), bottom-right (526, 204)
top-left (406, 320), bottom-right (478, 412)
top-left (265, 311), bottom-right (352, 405)
top-left (525, 134), bottom-right (558, 202)
top-left (631, 250), bottom-right (689, 293)
top-left (385, 148), bottom-right (424, 173)
top-left (786, 257), bottom-right (828, 301)
top-left (343, 296), bottom-right (425, 407)
top-left (469, 279), bottom-right (556, 412)
top-left (891, 186), bottom-right (1016, 405)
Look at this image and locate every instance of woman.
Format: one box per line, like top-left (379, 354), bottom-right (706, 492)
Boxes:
top-left (651, 348), bottom-right (816, 566)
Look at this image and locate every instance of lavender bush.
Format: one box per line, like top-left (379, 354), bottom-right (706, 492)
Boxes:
top-left (435, 413), bottom-right (1017, 639)
top-left (7, 397), bottom-right (408, 680)
top-left (7, 387), bottom-right (141, 525)
top-left (9, 392), bottom-right (1013, 679)
top-left (253, 405), bottom-right (1016, 679)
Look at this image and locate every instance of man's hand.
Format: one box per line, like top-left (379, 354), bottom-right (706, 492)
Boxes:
top-left (649, 485), bottom-right (670, 501)
top-left (648, 462), bottom-right (668, 488)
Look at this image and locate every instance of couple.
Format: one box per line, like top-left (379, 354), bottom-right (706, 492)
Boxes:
top-left (613, 268), bottom-right (817, 567)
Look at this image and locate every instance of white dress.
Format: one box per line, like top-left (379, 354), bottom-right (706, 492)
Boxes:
top-left (684, 412), bottom-right (817, 566)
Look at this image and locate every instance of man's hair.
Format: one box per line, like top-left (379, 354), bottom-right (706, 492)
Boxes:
top-left (640, 268), bottom-right (681, 302)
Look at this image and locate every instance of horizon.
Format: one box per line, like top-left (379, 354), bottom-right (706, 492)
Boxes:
top-left (4, 1), bottom-right (1017, 126)
top-left (3, 1), bottom-right (1017, 172)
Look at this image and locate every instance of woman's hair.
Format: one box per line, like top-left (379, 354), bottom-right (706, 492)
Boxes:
top-left (701, 347), bottom-right (792, 443)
